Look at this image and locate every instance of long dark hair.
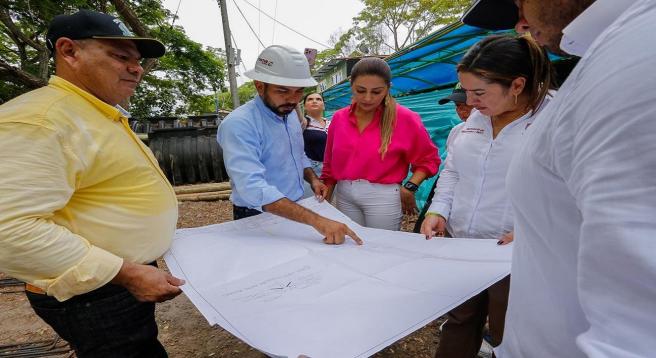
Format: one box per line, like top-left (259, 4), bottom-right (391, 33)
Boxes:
top-left (350, 57), bottom-right (396, 158)
top-left (457, 34), bottom-right (554, 114)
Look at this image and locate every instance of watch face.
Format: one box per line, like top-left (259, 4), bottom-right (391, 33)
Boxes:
top-left (404, 182), bottom-right (418, 192)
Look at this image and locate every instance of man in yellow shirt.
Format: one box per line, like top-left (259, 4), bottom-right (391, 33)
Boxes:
top-left (0, 10), bottom-right (183, 357)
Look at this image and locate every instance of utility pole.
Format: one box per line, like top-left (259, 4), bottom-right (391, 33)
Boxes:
top-left (218, 0), bottom-right (240, 109)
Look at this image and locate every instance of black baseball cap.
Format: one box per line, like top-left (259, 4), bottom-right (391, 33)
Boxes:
top-left (46, 9), bottom-right (166, 58)
top-left (439, 83), bottom-right (467, 105)
top-left (461, 0), bottom-right (519, 30)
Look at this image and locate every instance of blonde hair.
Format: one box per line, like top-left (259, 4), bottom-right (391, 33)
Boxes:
top-left (379, 93), bottom-right (397, 158)
top-left (350, 57), bottom-right (396, 159)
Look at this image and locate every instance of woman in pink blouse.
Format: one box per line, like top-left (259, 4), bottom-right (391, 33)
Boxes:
top-left (322, 57), bottom-right (440, 231)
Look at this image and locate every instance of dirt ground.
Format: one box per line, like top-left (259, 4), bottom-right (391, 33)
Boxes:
top-left (0, 199), bottom-right (444, 357)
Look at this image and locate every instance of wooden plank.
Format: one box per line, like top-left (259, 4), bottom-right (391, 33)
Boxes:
top-left (176, 192), bottom-right (231, 202)
top-left (174, 182), bottom-right (231, 194)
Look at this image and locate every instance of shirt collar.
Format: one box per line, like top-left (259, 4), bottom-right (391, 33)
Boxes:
top-left (560, 0), bottom-right (637, 56)
top-left (254, 95), bottom-right (287, 122)
top-left (347, 102), bottom-right (383, 124)
top-left (48, 76), bottom-right (125, 122)
top-left (115, 104), bottom-right (131, 118)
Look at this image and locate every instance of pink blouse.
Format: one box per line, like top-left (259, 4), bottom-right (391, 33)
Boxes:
top-left (321, 103), bottom-right (440, 185)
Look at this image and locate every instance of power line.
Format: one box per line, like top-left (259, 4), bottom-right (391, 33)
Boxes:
top-left (230, 33), bottom-right (249, 73)
top-left (271, 0), bottom-right (278, 43)
top-left (239, 0), bottom-right (330, 48)
top-left (170, 0), bottom-right (183, 27)
top-left (257, 0), bottom-right (261, 54)
top-left (231, 0), bottom-right (266, 48)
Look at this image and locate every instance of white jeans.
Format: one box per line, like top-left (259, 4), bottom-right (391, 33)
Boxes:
top-left (334, 180), bottom-right (402, 231)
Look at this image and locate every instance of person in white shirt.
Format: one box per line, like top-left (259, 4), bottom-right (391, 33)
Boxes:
top-left (420, 34), bottom-right (554, 358)
top-left (462, 0), bottom-right (656, 357)
top-left (412, 84), bottom-right (474, 234)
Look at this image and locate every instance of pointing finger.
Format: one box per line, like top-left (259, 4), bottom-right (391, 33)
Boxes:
top-left (346, 228), bottom-right (363, 245)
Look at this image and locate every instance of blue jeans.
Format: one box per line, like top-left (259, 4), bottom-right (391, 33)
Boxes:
top-left (26, 279), bottom-right (167, 358)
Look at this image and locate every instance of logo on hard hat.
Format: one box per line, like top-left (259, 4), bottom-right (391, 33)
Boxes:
top-left (257, 57), bottom-right (274, 67)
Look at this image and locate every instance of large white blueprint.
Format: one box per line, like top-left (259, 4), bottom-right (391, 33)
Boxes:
top-left (164, 198), bottom-right (511, 358)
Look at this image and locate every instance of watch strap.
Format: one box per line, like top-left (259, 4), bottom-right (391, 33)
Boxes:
top-left (403, 181), bottom-right (419, 192)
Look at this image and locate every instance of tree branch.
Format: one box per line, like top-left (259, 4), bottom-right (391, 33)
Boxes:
top-left (110, 0), bottom-right (148, 36)
top-left (0, 6), bottom-right (50, 81)
top-left (0, 7), bottom-right (46, 52)
top-left (0, 60), bottom-right (47, 89)
top-left (400, 21), bottom-right (419, 49)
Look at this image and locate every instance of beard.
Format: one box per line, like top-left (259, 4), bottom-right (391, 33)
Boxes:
top-left (535, 0), bottom-right (595, 55)
top-left (262, 93), bottom-right (296, 116)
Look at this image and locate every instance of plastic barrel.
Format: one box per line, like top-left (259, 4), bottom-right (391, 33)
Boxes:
top-left (148, 127), bottom-right (228, 185)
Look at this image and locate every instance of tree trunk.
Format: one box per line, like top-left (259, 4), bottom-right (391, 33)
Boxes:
top-left (0, 62), bottom-right (48, 89)
top-left (0, 7), bottom-right (49, 89)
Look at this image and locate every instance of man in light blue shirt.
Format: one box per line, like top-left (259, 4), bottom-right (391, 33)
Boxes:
top-left (218, 45), bottom-right (362, 245)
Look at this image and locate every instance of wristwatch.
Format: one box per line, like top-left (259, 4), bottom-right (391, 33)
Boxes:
top-left (403, 181), bottom-right (419, 193)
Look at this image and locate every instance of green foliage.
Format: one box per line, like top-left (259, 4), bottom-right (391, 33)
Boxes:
top-left (130, 0), bottom-right (169, 25)
top-left (0, 80), bottom-right (25, 103)
top-left (0, 0), bottom-right (228, 116)
top-left (354, 0), bottom-right (470, 51)
top-left (314, 28), bottom-right (355, 70)
top-left (216, 81), bottom-right (257, 111)
top-left (131, 25), bottom-right (227, 117)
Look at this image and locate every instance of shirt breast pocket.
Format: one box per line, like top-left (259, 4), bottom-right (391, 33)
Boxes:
top-left (451, 134), bottom-right (488, 176)
top-left (292, 130), bottom-right (306, 155)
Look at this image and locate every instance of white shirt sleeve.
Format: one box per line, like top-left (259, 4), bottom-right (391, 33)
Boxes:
top-left (427, 149), bottom-right (458, 219)
top-left (445, 122), bottom-right (464, 152)
top-left (565, 58), bottom-right (656, 356)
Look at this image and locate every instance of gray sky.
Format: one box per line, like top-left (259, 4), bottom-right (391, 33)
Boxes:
top-left (161, 0), bottom-right (365, 85)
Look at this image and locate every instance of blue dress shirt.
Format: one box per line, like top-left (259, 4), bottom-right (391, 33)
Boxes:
top-left (217, 95), bottom-right (311, 211)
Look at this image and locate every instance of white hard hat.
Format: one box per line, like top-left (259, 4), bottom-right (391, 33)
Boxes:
top-left (244, 45), bottom-right (318, 87)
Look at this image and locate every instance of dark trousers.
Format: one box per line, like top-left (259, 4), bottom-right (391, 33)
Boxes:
top-left (233, 204), bottom-right (262, 220)
top-left (26, 281), bottom-right (167, 358)
top-left (435, 275), bottom-right (510, 358)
